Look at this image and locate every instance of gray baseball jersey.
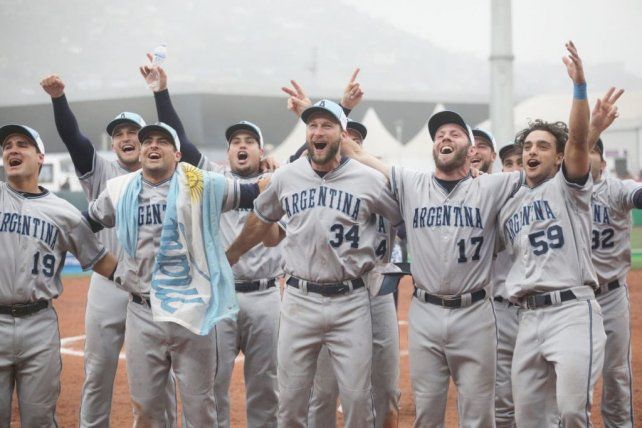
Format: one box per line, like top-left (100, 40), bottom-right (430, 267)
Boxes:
top-left (591, 176), bottom-right (642, 284)
top-left (491, 249), bottom-right (512, 299)
top-left (78, 154), bottom-right (129, 255)
top-left (254, 157), bottom-right (402, 283)
top-left (390, 166), bottom-right (524, 295)
top-left (199, 159), bottom-right (283, 281)
top-left (88, 172), bottom-right (239, 294)
top-left (0, 182), bottom-right (106, 304)
top-left (499, 169), bottom-right (598, 299)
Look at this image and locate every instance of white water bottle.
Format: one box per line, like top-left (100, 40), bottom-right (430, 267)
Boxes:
top-left (153, 44), bottom-right (167, 65)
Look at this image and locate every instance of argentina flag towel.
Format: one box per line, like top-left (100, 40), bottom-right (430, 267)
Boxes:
top-left (108, 162), bottom-right (238, 335)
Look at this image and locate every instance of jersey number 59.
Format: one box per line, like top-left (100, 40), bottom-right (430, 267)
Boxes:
top-left (528, 225), bottom-right (565, 255)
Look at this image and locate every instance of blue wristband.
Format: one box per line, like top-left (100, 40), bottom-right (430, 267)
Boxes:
top-left (574, 83), bottom-right (587, 100)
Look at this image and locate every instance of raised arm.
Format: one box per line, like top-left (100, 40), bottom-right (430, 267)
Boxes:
top-left (281, 68), bottom-right (363, 162)
top-left (41, 75), bottom-right (95, 175)
top-left (340, 136), bottom-right (391, 182)
top-left (588, 87), bottom-right (624, 148)
top-left (562, 41), bottom-right (591, 181)
top-left (140, 55), bottom-right (203, 167)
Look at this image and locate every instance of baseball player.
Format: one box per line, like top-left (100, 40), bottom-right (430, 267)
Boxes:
top-left (85, 122), bottom-right (268, 426)
top-left (342, 108), bottom-right (525, 426)
top-left (471, 128), bottom-right (497, 173)
top-left (306, 119), bottom-right (401, 428)
top-left (587, 97), bottom-right (637, 427)
top-left (213, 122), bottom-right (283, 428)
top-left (40, 75), bottom-right (178, 428)
top-left (0, 124), bottom-right (117, 427)
top-left (492, 142), bottom-right (524, 428)
top-left (140, 62), bottom-right (284, 426)
top-left (497, 42), bottom-right (614, 427)
top-left (226, 99), bottom-right (402, 428)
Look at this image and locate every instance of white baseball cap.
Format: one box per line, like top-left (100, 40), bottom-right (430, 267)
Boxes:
top-left (106, 112), bottom-right (147, 136)
top-left (0, 124), bottom-right (46, 154)
top-left (138, 122), bottom-right (181, 151)
top-left (225, 121), bottom-right (264, 148)
top-left (301, 99), bottom-right (348, 130)
top-left (472, 128), bottom-right (497, 152)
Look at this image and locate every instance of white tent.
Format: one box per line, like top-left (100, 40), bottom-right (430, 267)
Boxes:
top-left (397, 103), bottom-right (445, 170)
top-left (360, 108), bottom-right (404, 163)
top-left (268, 120), bottom-right (306, 164)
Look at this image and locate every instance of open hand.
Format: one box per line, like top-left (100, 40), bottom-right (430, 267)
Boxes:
top-left (590, 87), bottom-right (624, 134)
top-left (281, 80), bottom-right (312, 117)
top-left (562, 41), bottom-right (586, 85)
top-left (139, 53), bottom-right (168, 92)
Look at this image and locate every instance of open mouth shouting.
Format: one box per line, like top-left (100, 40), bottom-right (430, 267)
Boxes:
top-left (439, 145), bottom-right (454, 155)
top-left (121, 143), bottom-right (136, 154)
top-left (526, 158), bottom-right (541, 169)
top-left (7, 157), bottom-right (23, 167)
top-left (237, 151), bottom-right (249, 162)
top-left (313, 141), bottom-right (328, 151)
top-left (147, 152), bottom-right (162, 161)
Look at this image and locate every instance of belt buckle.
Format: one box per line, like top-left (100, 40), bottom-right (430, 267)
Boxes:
top-left (335, 284), bottom-right (349, 295)
top-left (526, 295), bottom-right (537, 310)
top-left (441, 296), bottom-right (459, 308)
top-left (10, 304), bottom-right (26, 317)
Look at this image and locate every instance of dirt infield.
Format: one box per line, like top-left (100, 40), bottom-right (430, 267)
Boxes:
top-left (10, 272), bottom-right (642, 426)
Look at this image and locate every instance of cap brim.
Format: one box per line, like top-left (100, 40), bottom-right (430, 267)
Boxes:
top-left (498, 144), bottom-right (518, 161)
top-left (225, 124), bottom-right (261, 143)
top-left (138, 125), bottom-right (177, 147)
top-left (106, 118), bottom-right (143, 136)
top-left (428, 111), bottom-right (469, 140)
top-left (301, 106), bottom-right (342, 127)
top-left (347, 122), bottom-right (367, 139)
top-left (472, 129), bottom-right (496, 151)
top-left (0, 125), bottom-right (41, 152)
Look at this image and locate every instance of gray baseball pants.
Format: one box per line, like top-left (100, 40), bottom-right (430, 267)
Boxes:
top-left (278, 284), bottom-right (375, 428)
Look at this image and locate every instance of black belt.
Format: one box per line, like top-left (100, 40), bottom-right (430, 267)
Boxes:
top-left (0, 300), bottom-right (50, 317)
top-left (131, 294), bottom-right (151, 306)
top-left (286, 277), bottom-right (364, 296)
top-left (521, 290), bottom-right (577, 309)
top-left (413, 287), bottom-right (486, 308)
top-left (594, 280), bottom-right (621, 296)
top-left (235, 279), bottom-right (277, 293)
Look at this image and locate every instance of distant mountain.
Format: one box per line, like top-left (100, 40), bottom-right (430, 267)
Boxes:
top-left (1, 0), bottom-right (640, 106)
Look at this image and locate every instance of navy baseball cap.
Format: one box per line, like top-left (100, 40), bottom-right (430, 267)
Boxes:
top-left (138, 122), bottom-right (181, 151)
top-left (499, 143), bottom-right (520, 162)
top-left (106, 112), bottom-right (146, 136)
top-left (0, 124), bottom-right (46, 154)
top-left (347, 119), bottom-right (367, 140)
top-left (428, 110), bottom-right (474, 143)
top-left (225, 121), bottom-right (264, 148)
top-left (472, 128), bottom-right (496, 152)
top-left (301, 99), bottom-right (348, 130)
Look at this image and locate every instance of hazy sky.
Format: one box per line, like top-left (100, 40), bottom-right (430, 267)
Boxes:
top-left (345, 0), bottom-right (642, 78)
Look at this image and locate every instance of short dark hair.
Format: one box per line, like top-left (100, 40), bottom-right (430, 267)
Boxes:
top-left (515, 119), bottom-right (568, 153)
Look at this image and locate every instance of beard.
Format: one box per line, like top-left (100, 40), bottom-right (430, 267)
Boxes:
top-left (433, 144), bottom-right (468, 173)
top-left (307, 136), bottom-right (341, 166)
top-left (478, 158), bottom-right (493, 173)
